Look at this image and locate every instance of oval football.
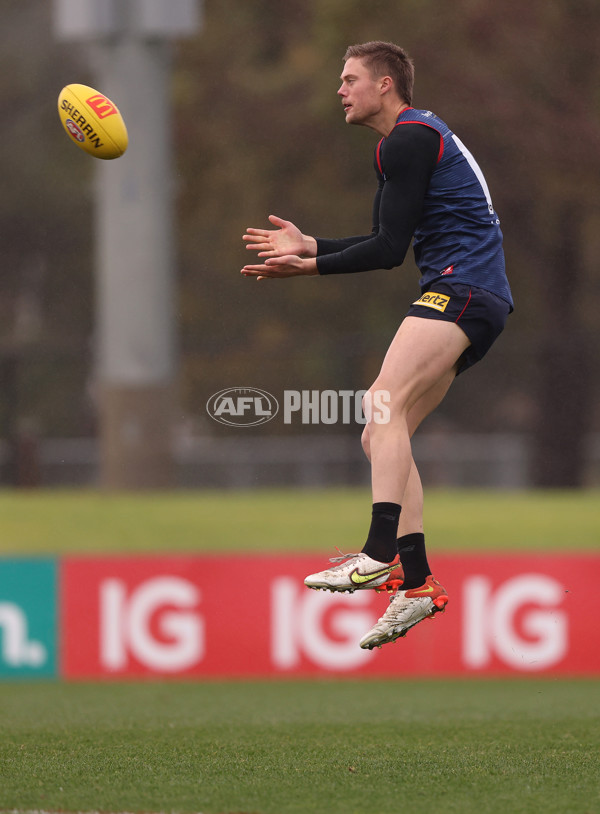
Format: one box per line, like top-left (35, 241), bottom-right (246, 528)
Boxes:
top-left (57, 83), bottom-right (128, 160)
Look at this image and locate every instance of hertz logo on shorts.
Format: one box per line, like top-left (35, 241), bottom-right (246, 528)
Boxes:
top-left (413, 292), bottom-right (450, 312)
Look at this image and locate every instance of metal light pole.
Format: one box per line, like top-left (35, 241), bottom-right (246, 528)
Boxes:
top-left (53, 0), bottom-right (201, 488)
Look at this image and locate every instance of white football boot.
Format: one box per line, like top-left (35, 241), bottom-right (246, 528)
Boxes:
top-left (359, 575), bottom-right (449, 649)
top-left (304, 552), bottom-right (403, 593)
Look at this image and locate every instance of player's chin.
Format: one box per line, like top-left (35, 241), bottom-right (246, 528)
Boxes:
top-left (344, 111), bottom-right (362, 126)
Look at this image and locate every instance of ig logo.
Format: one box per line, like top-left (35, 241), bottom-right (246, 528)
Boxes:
top-left (100, 576), bottom-right (204, 672)
top-left (462, 574), bottom-right (568, 671)
top-left (271, 577), bottom-right (375, 670)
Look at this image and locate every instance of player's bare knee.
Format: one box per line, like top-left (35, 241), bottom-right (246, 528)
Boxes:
top-left (365, 383), bottom-right (407, 426)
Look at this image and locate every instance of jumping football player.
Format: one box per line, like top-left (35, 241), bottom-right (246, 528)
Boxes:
top-left (242, 41), bottom-right (512, 649)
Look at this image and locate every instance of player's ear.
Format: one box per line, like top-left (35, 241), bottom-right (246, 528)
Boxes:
top-left (379, 75), bottom-right (394, 96)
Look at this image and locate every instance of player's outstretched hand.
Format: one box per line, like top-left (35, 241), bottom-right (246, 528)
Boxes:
top-left (243, 215), bottom-right (317, 259)
top-left (241, 255), bottom-right (318, 281)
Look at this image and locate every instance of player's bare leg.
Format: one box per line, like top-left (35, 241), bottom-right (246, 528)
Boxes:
top-left (367, 317), bottom-right (469, 505)
top-left (361, 364), bottom-right (458, 536)
top-left (305, 318), bottom-right (466, 596)
top-left (358, 317), bottom-right (469, 645)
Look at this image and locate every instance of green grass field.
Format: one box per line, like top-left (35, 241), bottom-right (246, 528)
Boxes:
top-left (0, 487), bottom-right (599, 814)
top-left (1, 679), bottom-right (599, 814)
top-left (0, 487), bottom-right (598, 554)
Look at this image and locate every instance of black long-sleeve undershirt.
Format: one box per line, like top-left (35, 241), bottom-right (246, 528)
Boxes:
top-left (315, 123), bottom-right (440, 275)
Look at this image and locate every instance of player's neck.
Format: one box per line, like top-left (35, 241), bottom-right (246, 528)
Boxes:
top-left (369, 102), bottom-right (410, 138)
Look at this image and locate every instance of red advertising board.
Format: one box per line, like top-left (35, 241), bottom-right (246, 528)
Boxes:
top-left (60, 553), bottom-right (599, 678)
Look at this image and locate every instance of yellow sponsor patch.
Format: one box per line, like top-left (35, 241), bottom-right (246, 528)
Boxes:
top-left (412, 292), bottom-right (450, 312)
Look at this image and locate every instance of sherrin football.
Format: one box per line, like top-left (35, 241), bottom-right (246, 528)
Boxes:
top-left (57, 83), bottom-right (128, 160)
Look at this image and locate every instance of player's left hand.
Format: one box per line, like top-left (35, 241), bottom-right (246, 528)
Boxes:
top-left (241, 255), bottom-right (318, 281)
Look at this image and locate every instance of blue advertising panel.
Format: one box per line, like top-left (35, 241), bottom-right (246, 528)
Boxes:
top-left (0, 559), bottom-right (57, 678)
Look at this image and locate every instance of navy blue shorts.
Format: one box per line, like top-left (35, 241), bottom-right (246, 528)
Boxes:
top-left (405, 281), bottom-right (511, 373)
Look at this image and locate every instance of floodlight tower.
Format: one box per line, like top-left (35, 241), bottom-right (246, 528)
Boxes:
top-left (53, 0), bottom-right (201, 488)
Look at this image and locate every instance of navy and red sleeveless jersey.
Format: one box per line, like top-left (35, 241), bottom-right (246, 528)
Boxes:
top-left (379, 108), bottom-right (513, 308)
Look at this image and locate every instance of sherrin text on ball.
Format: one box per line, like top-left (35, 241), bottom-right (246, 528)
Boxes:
top-left (57, 83), bottom-right (128, 159)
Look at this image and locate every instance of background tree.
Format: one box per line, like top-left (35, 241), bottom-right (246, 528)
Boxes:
top-left (0, 1), bottom-right (95, 483)
top-left (1, 0), bottom-right (598, 486)
top-left (175, 0), bottom-right (600, 484)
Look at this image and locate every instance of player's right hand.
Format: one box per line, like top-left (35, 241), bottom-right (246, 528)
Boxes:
top-left (243, 215), bottom-right (317, 258)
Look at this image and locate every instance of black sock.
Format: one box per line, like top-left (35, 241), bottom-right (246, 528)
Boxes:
top-left (361, 502), bottom-right (401, 563)
top-left (397, 532), bottom-right (431, 589)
